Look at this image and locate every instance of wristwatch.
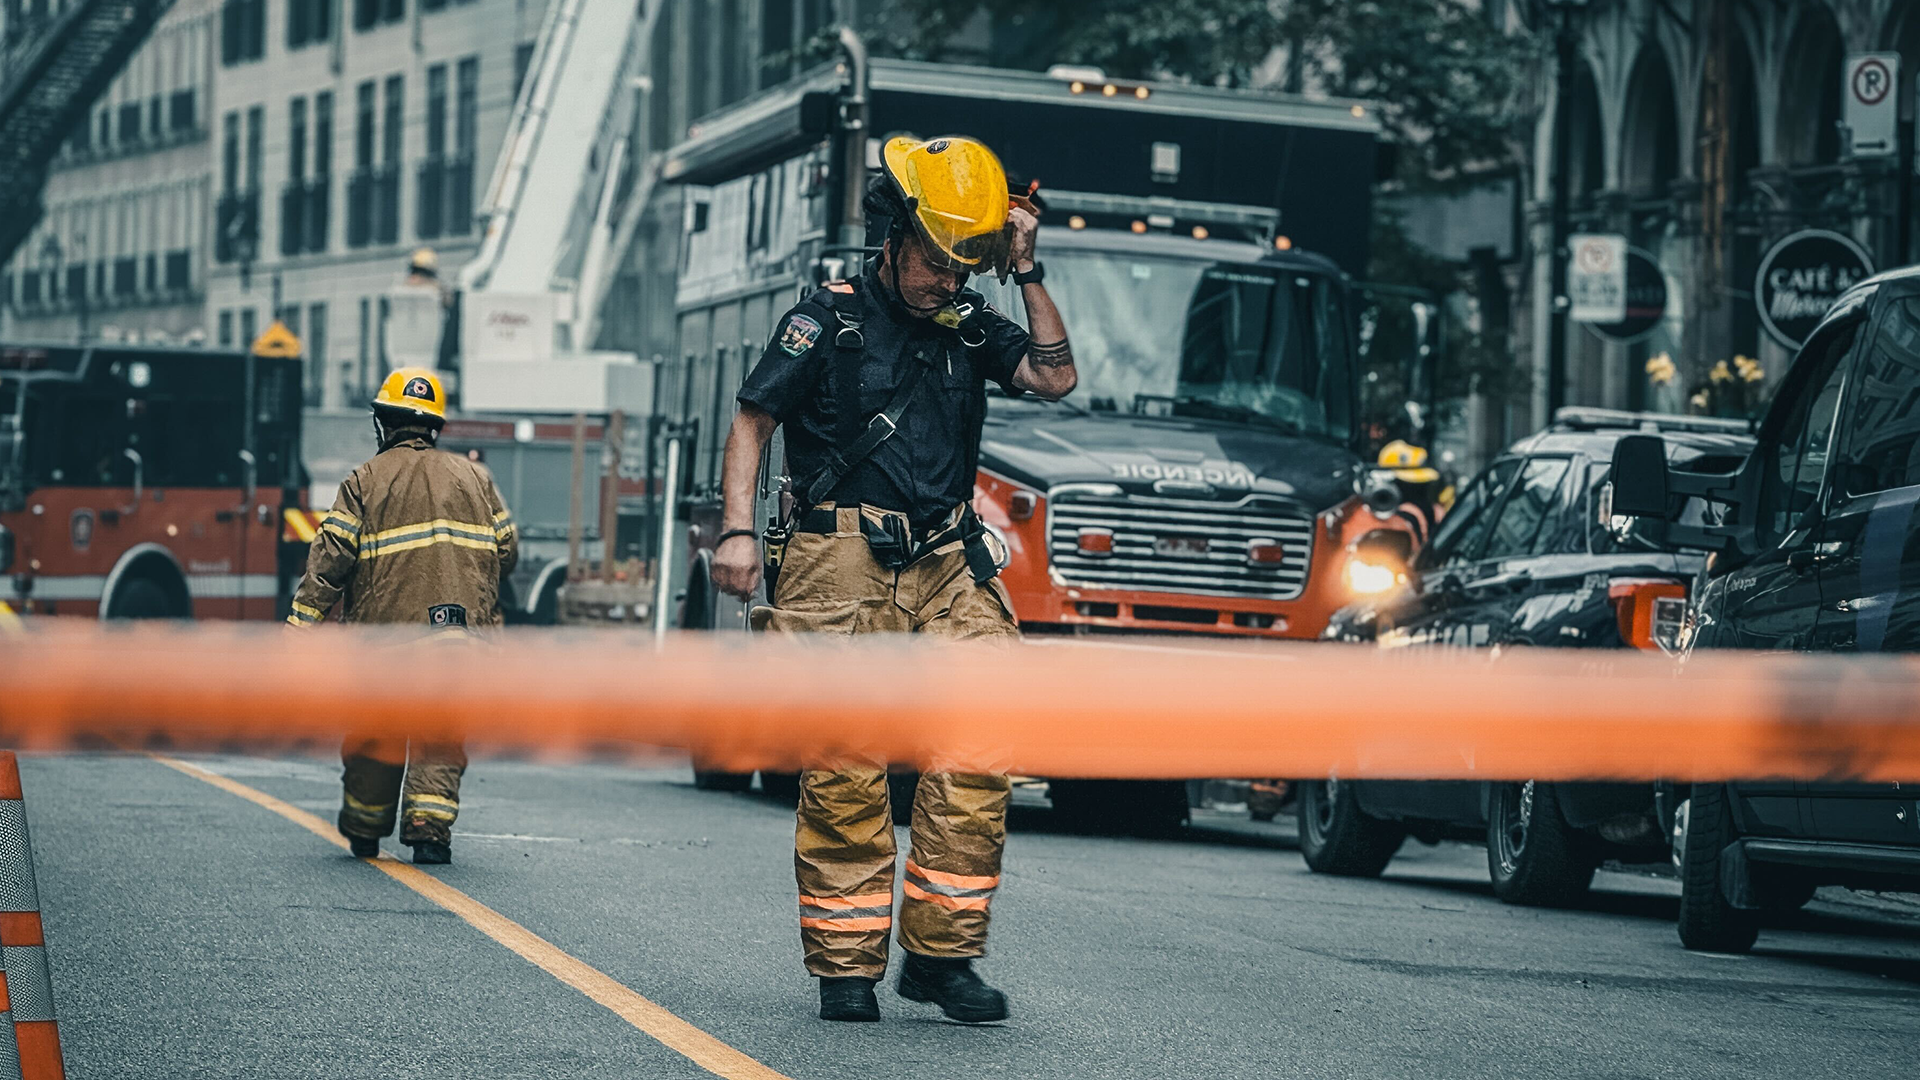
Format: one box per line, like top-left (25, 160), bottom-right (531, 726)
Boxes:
top-left (1013, 262), bottom-right (1045, 287)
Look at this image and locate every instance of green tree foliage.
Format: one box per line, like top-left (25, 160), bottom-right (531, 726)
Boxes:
top-left (877, 0), bottom-right (1536, 185)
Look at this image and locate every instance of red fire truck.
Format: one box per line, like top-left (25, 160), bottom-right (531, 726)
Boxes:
top-left (0, 332), bottom-right (314, 620)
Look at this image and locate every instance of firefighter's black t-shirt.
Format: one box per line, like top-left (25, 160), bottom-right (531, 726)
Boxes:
top-left (737, 267), bottom-right (1029, 526)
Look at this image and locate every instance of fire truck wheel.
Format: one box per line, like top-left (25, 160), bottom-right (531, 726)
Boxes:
top-left (108, 577), bottom-right (181, 619)
top-left (1048, 779), bottom-right (1188, 837)
top-left (1297, 778), bottom-right (1404, 877)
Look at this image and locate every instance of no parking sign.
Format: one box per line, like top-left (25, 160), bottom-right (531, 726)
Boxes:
top-left (1844, 53), bottom-right (1900, 158)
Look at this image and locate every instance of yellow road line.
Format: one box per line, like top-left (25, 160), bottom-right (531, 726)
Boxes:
top-left (149, 754), bottom-right (794, 1080)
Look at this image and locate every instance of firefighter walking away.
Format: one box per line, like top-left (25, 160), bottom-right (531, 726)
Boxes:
top-left (713, 135), bottom-right (1077, 1023)
top-left (287, 367), bottom-right (519, 865)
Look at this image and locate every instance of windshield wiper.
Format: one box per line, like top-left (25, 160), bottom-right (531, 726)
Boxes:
top-left (1151, 395), bottom-right (1305, 436)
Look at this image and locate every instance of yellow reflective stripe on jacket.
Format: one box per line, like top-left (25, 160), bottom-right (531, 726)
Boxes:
top-left (357, 519), bottom-right (500, 560)
top-left (492, 508), bottom-right (515, 541)
top-left (289, 600), bottom-right (326, 624)
top-left (321, 510), bottom-right (362, 548)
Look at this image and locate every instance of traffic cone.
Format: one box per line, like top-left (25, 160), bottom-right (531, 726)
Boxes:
top-left (0, 754), bottom-right (64, 1079)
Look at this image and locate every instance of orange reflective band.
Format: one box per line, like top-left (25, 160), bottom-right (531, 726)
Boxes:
top-left (0, 968), bottom-right (10, 1012)
top-left (15, 1021), bottom-right (63, 1080)
top-left (903, 881), bottom-right (991, 911)
top-left (904, 860), bottom-right (999, 891)
top-left (0, 910), bottom-right (45, 947)
top-left (798, 892), bottom-right (894, 911)
top-left (799, 916), bottom-right (894, 932)
top-left (0, 751), bottom-right (23, 800)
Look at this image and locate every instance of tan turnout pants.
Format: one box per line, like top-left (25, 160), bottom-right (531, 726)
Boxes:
top-left (339, 737), bottom-right (468, 845)
top-left (758, 504), bottom-right (1018, 980)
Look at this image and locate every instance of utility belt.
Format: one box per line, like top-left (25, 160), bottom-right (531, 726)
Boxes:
top-left (764, 502), bottom-right (1002, 598)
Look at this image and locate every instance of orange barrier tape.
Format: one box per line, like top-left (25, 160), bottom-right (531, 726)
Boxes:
top-left (2, 623), bottom-right (1919, 782)
top-left (0, 753), bottom-right (65, 1080)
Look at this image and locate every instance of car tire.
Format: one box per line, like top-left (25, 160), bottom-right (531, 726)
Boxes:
top-left (1676, 785), bottom-right (1761, 953)
top-left (691, 765), bottom-right (753, 792)
top-left (1297, 778), bottom-right (1404, 877)
top-left (1049, 779), bottom-right (1188, 837)
top-left (887, 771), bottom-right (917, 827)
top-left (1486, 781), bottom-right (1598, 907)
top-left (108, 577), bottom-right (177, 619)
top-left (759, 771), bottom-right (801, 805)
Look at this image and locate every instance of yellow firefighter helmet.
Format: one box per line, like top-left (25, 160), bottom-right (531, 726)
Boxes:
top-left (408, 247), bottom-right (439, 275)
top-left (880, 135), bottom-right (1011, 272)
top-left (373, 367), bottom-right (447, 425)
top-left (1378, 440), bottom-right (1440, 484)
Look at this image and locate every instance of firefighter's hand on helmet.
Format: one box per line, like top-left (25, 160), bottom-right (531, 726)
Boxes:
top-left (1008, 205), bottom-right (1039, 271)
top-left (713, 534), bottom-right (762, 601)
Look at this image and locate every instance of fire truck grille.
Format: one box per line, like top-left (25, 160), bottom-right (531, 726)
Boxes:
top-left (1046, 491), bottom-right (1315, 601)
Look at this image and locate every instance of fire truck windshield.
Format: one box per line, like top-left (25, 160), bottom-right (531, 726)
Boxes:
top-left (979, 244), bottom-right (1355, 444)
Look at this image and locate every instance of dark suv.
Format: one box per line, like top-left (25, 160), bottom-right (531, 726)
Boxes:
top-left (1308, 409), bottom-right (1752, 905)
top-left (1611, 268), bottom-right (1920, 952)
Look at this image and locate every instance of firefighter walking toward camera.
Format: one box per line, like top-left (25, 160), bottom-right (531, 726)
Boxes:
top-left (287, 367), bottom-right (518, 865)
top-left (712, 136), bottom-right (1077, 1024)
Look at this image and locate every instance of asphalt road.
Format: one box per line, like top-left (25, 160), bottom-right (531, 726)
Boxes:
top-left (22, 752), bottom-right (1920, 1079)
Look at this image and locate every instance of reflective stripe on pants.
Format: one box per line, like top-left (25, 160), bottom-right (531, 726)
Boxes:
top-left (340, 737), bottom-right (467, 845)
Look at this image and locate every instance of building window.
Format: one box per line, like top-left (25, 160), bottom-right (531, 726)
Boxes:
top-left (98, 110), bottom-right (109, 147)
top-left (217, 110), bottom-right (259, 264)
top-left (67, 265), bottom-right (87, 303)
top-left (169, 89), bottom-right (196, 133)
top-left (306, 302), bottom-right (328, 406)
top-left (117, 102), bottom-right (141, 147)
top-left (19, 271), bottom-right (40, 306)
top-left (143, 253), bottom-right (157, 292)
top-left (218, 309), bottom-right (234, 346)
top-left (221, 0), bottom-right (265, 64)
top-left (245, 105), bottom-right (263, 192)
top-left (348, 81), bottom-right (375, 247)
top-left (514, 41), bottom-right (535, 99)
top-left (355, 297), bottom-right (371, 400)
top-left (309, 91), bottom-right (333, 254)
top-left (354, 0), bottom-right (401, 30)
top-left (239, 307), bottom-right (257, 348)
top-left (165, 250), bottom-right (191, 292)
top-left (378, 75), bottom-right (403, 244)
top-left (448, 56), bottom-right (477, 236)
top-left (148, 96), bottom-right (163, 140)
top-left (418, 64), bottom-right (447, 240)
top-left (283, 97), bottom-right (309, 257)
top-left (113, 257), bottom-right (137, 297)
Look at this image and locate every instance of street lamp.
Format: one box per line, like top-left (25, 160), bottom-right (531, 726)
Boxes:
top-left (1543, 0), bottom-right (1591, 416)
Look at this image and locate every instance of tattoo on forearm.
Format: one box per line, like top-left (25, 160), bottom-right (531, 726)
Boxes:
top-left (1029, 338), bottom-right (1074, 369)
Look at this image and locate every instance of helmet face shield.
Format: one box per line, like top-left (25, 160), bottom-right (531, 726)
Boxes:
top-left (883, 136), bottom-right (1010, 275)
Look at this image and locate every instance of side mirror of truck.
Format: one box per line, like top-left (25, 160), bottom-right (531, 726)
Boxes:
top-left (1609, 435), bottom-right (1671, 519)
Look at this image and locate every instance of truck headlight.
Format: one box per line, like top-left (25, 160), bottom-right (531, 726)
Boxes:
top-left (1344, 555), bottom-right (1404, 596)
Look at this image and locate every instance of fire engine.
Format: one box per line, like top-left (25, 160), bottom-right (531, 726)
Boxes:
top-left (0, 330), bottom-right (313, 620)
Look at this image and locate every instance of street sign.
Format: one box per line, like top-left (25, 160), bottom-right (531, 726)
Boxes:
top-left (1755, 229), bottom-right (1875, 350)
top-left (1568, 233), bottom-right (1628, 323)
top-left (1844, 52), bottom-right (1900, 158)
top-left (1583, 248), bottom-right (1669, 344)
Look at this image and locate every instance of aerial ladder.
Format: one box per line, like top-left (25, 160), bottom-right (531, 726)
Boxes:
top-left (0, 0), bottom-right (175, 264)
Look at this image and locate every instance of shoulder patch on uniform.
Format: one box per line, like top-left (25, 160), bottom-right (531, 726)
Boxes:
top-left (428, 604), bottom-right (468, 628)
top-left (778, 313), bottom-right (824, 356)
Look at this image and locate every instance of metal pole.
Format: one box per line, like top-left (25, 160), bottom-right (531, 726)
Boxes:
top-left (836, 26), bottom-right (869, 256)
top-left (1546, 9), bottom-right (1577, 416)
top-left (652, 431), bottom-right (683, 639)
top-left (1897, 88), bottom-right (1914, 267)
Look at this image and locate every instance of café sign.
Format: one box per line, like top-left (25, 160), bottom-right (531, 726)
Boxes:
top-left (1755, 230), bottom-right (1875, 349)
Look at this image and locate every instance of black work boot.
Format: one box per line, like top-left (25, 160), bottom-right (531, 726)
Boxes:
top-left (817, 977), bottom-right (880, 1022)
top-left (897, 953), bottom-right (1008, 1023)
top-left (410, 840), bottom-right (452, 865)
top-left (346, 835), bottom-right (380, 859)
